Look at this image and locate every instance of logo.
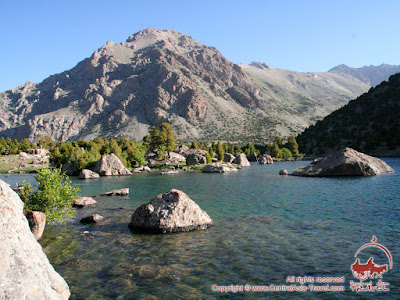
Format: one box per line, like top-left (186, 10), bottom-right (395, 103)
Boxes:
top-left (350, 236), bottom-right (392, 292)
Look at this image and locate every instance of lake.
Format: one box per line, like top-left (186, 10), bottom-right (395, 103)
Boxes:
top-left (1, 159), bottom-right (399, 299)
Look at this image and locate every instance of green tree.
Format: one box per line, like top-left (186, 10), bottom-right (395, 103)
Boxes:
top-left (287, 136), bottom-right (299, 155)
top-left (216, 141), bottom-right (225, 161)
top-left (20, 168), bottom-right (79, 223)
top-left (148, 123), bottom-right (176, 159)
top-left (273, 136), bottom-right (283, 148)
top-left (270, 144), bottom-right (282, 158)
top-left (205, 152), bottom-right (212, 164)
top-left (281, 147), bottom-right (292, 159)
top-left (191, 140), bottom-right (200, 149)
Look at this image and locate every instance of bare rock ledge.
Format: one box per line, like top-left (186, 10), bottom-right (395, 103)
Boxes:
top-left (0, 180), bottom-right (70, 299)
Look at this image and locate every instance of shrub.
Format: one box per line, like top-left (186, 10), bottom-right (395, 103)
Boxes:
top-left (20, 168), bottom-right (79, 223)
top-left (205, 152), bottom-right (212, 163)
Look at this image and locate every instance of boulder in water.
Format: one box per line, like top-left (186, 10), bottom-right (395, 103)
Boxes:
top-left (24, 210), bottom-right (46, 240)
top-left (232, 153), bottom-right (251, 167)
top-left (202, 162), bottom-right (238, 173)
top-left (259, 155), bottom-right (273, 164)
top-left (92, 153), bottom-right (132, 176)
top-left (79, 169), bottom-right (100, 179)
top-left (129, 189), bottom-right (213, 233)
top-left (291, 148), bottom-right (395, 177)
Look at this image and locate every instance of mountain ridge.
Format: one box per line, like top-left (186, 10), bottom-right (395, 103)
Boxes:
top-left (0, 28), bottom-right (396, 142)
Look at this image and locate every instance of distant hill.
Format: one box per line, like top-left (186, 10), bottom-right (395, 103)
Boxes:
top-left (0, 28), bottom-right (394, 143)
top-left (297, 73), bottom-right (400, 156)
top-left (329, 64), bottom-right (400, 87)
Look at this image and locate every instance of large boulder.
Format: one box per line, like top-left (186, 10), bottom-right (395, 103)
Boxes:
top-left (223, 153), bottom-right (236, 163)
top-left (24, 210), bottom-right (46, 240)
top-left (246, 152), bottom-right (258, 162)
top-left (167, 152), bottom-right (186, 163)
top-left (202, 163), bottom-right (238, 173)
top-left (92, 153), bottom-right (132, 176)
top-left (232, 153), bottom-right (251, 167)
top-left (79, 169), bottom-right (100, 179)
top-left (128, 189), bottom-right (213, 233)
top-left (291, 148), bottom-right (395, 177)
top-left (0, 180), bottom-right (70, 299)
top-left (186, 153), bottom-right (207, 165)
top-left (259, 154), bottom-right (274, 164)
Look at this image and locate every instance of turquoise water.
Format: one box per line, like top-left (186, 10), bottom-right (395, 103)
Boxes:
top-left (1, 159), bottom-right (399, 299)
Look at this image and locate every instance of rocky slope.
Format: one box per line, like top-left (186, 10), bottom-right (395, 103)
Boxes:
top-left (329, 64), bottom-right (400, 87)
top-left (297, 73), bottom-right (400, 156)
top-left (0, 180), bottom-right (70, 299)
top-left (0, 28), bottom-right (389, 142)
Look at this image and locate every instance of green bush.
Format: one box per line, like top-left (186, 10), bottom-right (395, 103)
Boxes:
top-left (20, 168), bottom-right (79, 223)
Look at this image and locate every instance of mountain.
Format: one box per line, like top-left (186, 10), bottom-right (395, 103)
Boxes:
top-left (297, 73), bottom-right (400, 156)
top-left (329, 64), bottom-right (400, 87)
top-left (0, 28), bottom-right (380, 142)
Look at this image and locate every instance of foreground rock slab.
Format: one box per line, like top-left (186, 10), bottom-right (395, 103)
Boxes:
top-left (92, 153), bottom-right (132, 176)
top-left (129, 189), bottom-right (213, 233)
top-left (24, 210), bottom-right (46, 240)
top-left (72, 197), bottom-right (97, 208)
top-left (202, 162), bottom-right (238, 173)
top-left (0, 180), bottom-right (70, 300)
top-left (291, 148), bottom-right (395, 177)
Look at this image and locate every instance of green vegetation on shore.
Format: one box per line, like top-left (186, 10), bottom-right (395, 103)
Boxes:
top-left (1, 123), bottom-right (301, 174)
top-left (19, 168), bottom-right (79, 223)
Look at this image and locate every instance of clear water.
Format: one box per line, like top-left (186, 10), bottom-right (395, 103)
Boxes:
top-left (2, 159), bottom-right (399, 299)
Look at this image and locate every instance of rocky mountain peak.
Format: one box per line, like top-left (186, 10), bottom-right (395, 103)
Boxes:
top-left (249, 61), bottom-right (269, 69)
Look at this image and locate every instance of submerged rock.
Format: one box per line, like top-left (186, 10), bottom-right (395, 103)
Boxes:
top-left (259, 154), bottom-right (273, 164)
top-left (24, 210), bottom-right (46, 240)
top-left (0, 180), bottom-right (70, 299)
top-left (232, 153), bottom-right (251, 167)
top-left (80, 214), bottom-right (104, 224)
top-left (291, 148), bottom-right (395, 177)
top-left (79, 169), bottom-right (100, 179)
top-left (129, 189), bottom-right (213, 233)
top-left (202, 162), bottom-right (238, 173)
top-left (101, 188), bottom-right (129, 196)
top-left (72, 197), bottom-right (97, 208)
top-left (92, 153), bottom-right (132, 176)
top-left (161, 170), bottom-right (179, 175)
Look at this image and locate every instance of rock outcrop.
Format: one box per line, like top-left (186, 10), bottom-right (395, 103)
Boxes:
top-left (128, 189), bottom-right (213, 233)
top-left (259, 155), bottom-right (274, 164)
top-left (24, 210), bottom-right (46, 240)
top-left (0, 180), bottom-right (70, 299)
top-left (79, 169), bottom-right (100, 179)
top-left (246, 152), bottom-right (258, 162)
top-left (186, 153), bottom-right (207, 165)
top-left (223, 153), bottom-right (235, 163)
top-left (92, 154), bottom-right (132, 176)
top-left (72, 197), bottom-right (97, 208)
top-left (202, 163), bottom-right (238, 173)
top-left (167, 152), bottom-right (186, 163)
top-left (291, 148), bottom-right (395, 177)
top-left (232, 153), bottom-right (251, 167)
top-left (101, 188), bottom-right (129, 196)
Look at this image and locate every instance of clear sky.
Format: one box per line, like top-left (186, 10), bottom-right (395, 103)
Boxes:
top-left (1, 0), bottom-right (399, 92)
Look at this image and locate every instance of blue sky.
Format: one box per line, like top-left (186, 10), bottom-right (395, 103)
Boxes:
top-left (1, 0), bottom-right (399, 91)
